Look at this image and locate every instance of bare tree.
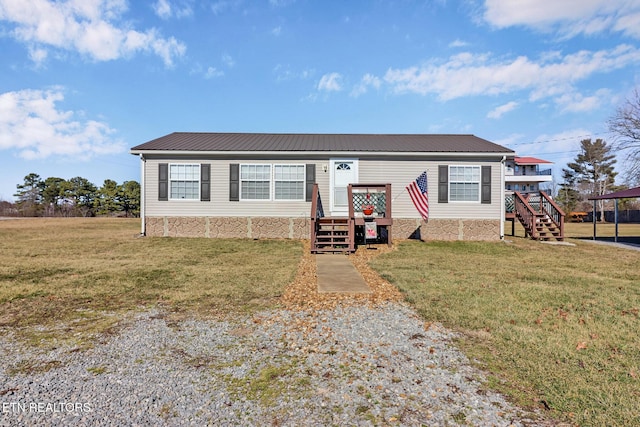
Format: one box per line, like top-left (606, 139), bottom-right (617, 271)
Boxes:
top-left (608, 88), bottom-right (640, 184)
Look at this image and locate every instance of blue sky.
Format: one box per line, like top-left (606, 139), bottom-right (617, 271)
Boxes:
top-left (1, 0), bottom-right (640, 201)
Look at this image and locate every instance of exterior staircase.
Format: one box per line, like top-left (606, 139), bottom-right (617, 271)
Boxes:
top-left (310, 184), bottom-right (355, 253)
top-left (529, 215), bottom-right (564, 241)
top-left (309, 183), bottom-right (392, 253)
top-left (312, 217), bottom-right (355, 253)
top-left (510, 191), bottom-right (565, 241)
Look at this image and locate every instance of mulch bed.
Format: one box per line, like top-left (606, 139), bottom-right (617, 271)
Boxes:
top-left (281, 241), bottom-right (404, 311)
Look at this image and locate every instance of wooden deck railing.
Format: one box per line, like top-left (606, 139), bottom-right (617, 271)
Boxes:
top-left (510, 191), bottom-right (565, 241)
top-left (310, 184), bottom-right (323, 248)
top-left (514, 191), bottom-right (541, 239)
top-left (539, 190), bottom-right (565, 238)
top-left (310, 183), bottom-right (324, 221)
top-left (348, 183), bottom-right (393, 246)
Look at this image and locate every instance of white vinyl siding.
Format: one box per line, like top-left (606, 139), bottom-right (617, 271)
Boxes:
top-left (169, 164), bottom-right (200, 200)
top-left (240, 164), bottom-right (271, 200)
top-left (449, 165), bottom-right (480, 202)
top-left (274, 164), bottom-right (305, 201)
top-left (143, 157), bottom-right (503, 221)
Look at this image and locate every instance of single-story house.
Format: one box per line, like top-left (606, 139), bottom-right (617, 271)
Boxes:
top-left (130, 132), bottom-right (515, 242)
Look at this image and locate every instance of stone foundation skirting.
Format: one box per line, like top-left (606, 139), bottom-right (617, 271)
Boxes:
top-left (393, 218), bottom-right (501, 241)
top-left (145, 216), bottom-right (501, 241)
top-left (145, 217), bottom-right (310, 239)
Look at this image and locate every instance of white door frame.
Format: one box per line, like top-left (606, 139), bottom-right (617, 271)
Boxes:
top-left (329, 158), bottom-right (359, 216)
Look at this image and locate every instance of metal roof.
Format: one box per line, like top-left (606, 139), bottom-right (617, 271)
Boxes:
top-left (514, 156), bottom-right (553, 165)
top-left (130, 132), bottom-right (514, 154)
top-left (589, 186), bottom-right (640, 200)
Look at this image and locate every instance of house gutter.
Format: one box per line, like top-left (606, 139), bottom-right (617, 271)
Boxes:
top-left (129, 149), bottom-right (515, 157)
top-left (139, 154), bottom-right (146, 236)
top-left (500, 155), bottom-right (506, 240)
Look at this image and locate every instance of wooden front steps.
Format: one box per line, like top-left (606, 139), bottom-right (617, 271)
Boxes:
top-left (510, 191), bottom-right (565, 242)
top-left (531, 215), bottom-right (564, 241)
top-left (311, 217), bottom-right (355, 254)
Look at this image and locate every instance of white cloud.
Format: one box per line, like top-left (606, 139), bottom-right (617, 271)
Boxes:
top-left (383, 45), bottom-right (640, 104)
top-left (211, 0), bottom-right (242, 15)
top-left (0, 88), bottom-right (125, 160)
top-left (152, 0), bottom-right (193, 20)
top-left (555, 88), bottom-right (612, 113)
top-left (222, 53), bottom-right (235, 68)
top-left (487, 101), bottom-right (518, 119)
top-left (449, 39), bottom-right (469, 48)
top-left (0, 0), bottom-right (186, 66)
top-left (350, 73), bottom-right (382, 97)
top-left (153, 0), bottom-right (172, 19)
top-left (271, 26), bottom-right (282, 36)
top-left (482, 0), bottom-right (640, 39)
top-left (273, 64), bottom-right (314, 81)
top-left (317, 72), bottom-right (343, 92)
top-left (204, 67), bottom-right (224, 79)
top-left (28, 46), bottom-right (48, 65)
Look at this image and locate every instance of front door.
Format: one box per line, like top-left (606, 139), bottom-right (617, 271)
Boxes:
top-left (330, 159), bottom-right (358, 215)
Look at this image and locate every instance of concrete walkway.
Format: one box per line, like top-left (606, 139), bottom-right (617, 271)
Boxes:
top-left (316, 254), bottom-right (372, 294)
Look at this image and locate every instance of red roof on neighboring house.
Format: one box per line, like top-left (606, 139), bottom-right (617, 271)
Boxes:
top-left (514, 156), bottom-right (553, 165)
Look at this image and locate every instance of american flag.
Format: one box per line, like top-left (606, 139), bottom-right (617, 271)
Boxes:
top-left (406, 171), bottom-right (429, 220)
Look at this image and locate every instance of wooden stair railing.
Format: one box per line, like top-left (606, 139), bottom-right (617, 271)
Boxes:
top-left (539, 191), bottom-right (565, 241)
top-left (513, 191), bottom-right (565, 241)
top-left (310, 184), bottom-right (355, 253)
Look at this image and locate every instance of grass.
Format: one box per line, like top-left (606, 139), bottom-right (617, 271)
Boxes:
top-left (3, 217), bottom-right (640, 425)
top-left (223, 358), bottom-right (311, 406)
top-left (370, 223), bottom-right (640, 426)
top-left (0, 218), bottom-right (302, 347)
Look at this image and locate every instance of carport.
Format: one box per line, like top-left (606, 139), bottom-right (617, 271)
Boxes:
top-left (588, 186), bottom-right (640, 242)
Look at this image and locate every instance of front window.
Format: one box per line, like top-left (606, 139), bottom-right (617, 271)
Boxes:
top-left (170, 164), bottom-right (199, 199)
top-left (274, 165), bottom-right (305, 200)
top-left (240, 164), bottom-right (271, 200)
top-left (449, 165), bottom-right (480, 202)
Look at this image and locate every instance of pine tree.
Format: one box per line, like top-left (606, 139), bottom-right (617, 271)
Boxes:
top-left (14, 173), bottom-right (44, 216)
top-left (564, 139), bottom-right (617, 221)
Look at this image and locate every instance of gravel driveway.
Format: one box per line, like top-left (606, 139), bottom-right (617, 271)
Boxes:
top-left (0, 302), bottom-right (548, 426)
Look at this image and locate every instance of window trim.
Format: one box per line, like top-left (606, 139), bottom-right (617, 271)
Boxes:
top-left (168, 163), bottom-right (201, 201)
top-left (238, 163), bottom-right (308, 201)
top-left (239, 164), bottom-right (272, 201)
top-left (448, 165), bottom-right (481, 203)
top-left (273, 164), bottom-right (306, 201)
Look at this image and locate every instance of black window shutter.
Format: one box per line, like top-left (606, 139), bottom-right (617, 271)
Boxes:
top-left (438, 165), bottom-right (448, 203)
top-left (481, 165), bottom-right (491, 204)
top-left (305, 164), bottom-right (315, 202)
top-left (158, 163), bottom-right (168, 201)
top-left (200, 164), bottom-right (210, 201)
top-left (229, 164), bottom-right (239, 201)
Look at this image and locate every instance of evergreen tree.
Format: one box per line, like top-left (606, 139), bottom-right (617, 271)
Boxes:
top-left (564, 139), bottom-right (617, 221)
top-left (96, 179), bottom-right (120, 215)
top-left (14, 173), bottom-right (44, 216)
top-left (42, 177), bottom-right (66, 216)
top-left (557, 168), bottom-right (582, 214)
top-left (62, 177), bottom-right (98, 217)
top-left (118, 180), bottom-right (140, 217)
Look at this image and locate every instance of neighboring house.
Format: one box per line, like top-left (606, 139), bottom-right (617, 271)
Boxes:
top-left (130, 132), bottom-right (515, 242)
top-left (505, 156), bottom-right (553, 194)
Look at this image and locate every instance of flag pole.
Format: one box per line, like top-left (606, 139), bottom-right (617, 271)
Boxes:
top-left (393, 169), bottom-right (428, 201)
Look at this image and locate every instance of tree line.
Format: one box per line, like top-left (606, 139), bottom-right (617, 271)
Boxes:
top-left (5, 173), bottom-right (140, 218)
